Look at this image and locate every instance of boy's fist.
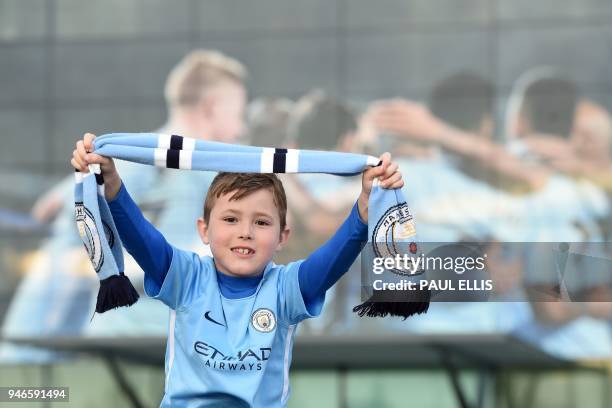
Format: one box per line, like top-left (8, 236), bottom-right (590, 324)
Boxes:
top-left (71, 133), bottom-right (122, 200)
top-left (358, 152), bottom-right (404, 222)
top-left (361, 152), bottom-right (404, 194)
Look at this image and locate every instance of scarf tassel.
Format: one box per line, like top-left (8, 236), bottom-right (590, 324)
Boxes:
top-left (352, 290), bottom-right (431, 319)
top-left (95, 273), bottom-right (140, 313)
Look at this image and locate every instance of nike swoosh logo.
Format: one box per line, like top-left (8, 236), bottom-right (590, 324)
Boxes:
top-left (204, 311), bottom-right (225, 327)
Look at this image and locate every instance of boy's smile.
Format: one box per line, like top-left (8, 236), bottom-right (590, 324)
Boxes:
top-left (198, 188), bottom-right (290, 278)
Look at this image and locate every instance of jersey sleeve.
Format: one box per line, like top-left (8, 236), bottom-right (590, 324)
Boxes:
top-left (107, 183), bottom-right (173, 289)
top-left (278, 260), bottom-right (325, 326)
top-left (144, 246), bottom-right (213, 310)
top-left (298, 202), bottom-right (367, 305)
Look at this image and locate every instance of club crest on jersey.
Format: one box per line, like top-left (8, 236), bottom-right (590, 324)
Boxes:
top-left (372, 202), bottom-right (421, 276)
top-left (75, 202), bottom-right (113, 273)
top-left (251, 308), bottom-right (276, 333)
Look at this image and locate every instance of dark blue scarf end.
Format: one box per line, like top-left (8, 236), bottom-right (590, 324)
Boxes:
top-left (95, 273), bottom-right (140, 313)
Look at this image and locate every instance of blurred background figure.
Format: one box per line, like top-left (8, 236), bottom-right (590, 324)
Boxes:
top-left (533, 99), bottom-right (612, 199)
top-left (246, 97), bottom-right (294, 147)
top-left (430, 72), bottom-right (495, 140)
top-left (0, 49), bottom-right (248, 360)
top-left (362, 72), bottom-right (511, 242)
top-left (569, 100), bottom-right (612, 242)
top-left (505, 67), bottom-right (578, 142)
top-left (287, 90), bottom-right (359, 152)
top-left (524, 98), bottom-right (612, 241)
top-left (569, 100), bottom-right (612, 180)
top-left (366, 72), bottom-right (554, 193)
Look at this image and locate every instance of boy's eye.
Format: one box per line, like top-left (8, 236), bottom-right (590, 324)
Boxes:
top-left (223, 217), bottom-right (237, 223)
top-left (255, 220), bottom-right (271, 226)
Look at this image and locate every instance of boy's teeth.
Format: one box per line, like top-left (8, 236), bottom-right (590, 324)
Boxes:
top-left (235, 248), bottom-right (252, 255)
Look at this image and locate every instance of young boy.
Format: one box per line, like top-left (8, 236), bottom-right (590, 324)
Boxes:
top-left (71, 133), bottom-right (404, 407)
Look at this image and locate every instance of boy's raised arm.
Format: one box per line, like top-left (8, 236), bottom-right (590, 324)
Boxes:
top-left (298, 153), bottom-right (404, 306)
top-left (297, 202), bottom-right (368, 311)
top-left (71, 133), bottom-right (172, 289)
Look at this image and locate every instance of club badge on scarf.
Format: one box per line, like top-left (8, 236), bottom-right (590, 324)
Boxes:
top-left (352, 181), bottom-right (430, 319)
top-left (75, 133), bottom-right (429, 317)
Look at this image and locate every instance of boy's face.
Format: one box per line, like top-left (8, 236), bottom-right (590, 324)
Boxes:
top-left (197, 188), bottom-right (290, 278)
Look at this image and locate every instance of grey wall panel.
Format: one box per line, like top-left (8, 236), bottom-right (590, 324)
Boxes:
top-left (345, 0), bottom-right (491, 29)
top-left (0, 109), bottom-right (45, 167)
top-left (197, 0), bottom-right (337, 32)
top-left (0, 45), bottom-right (46, 103)
top-left (344, 30), bottom-right (493, 100)
top-left (196, 35), bottom-right (339, 97)
top-left (497, 26), bottom-right (612, 90)
top-left (498, 0), bottom-right (612, 21)
top-left (51, 104), bottom-right (166, 167)
top-left (0, 0), bottom-right (47, 41)
top-left (53, 41), bottom-right (191, 102)
top-left (55, 0), bottom-right (193, 39)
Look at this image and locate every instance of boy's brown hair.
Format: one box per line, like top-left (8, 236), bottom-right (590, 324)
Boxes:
top-left (203, 173), bottom-right (288, 231)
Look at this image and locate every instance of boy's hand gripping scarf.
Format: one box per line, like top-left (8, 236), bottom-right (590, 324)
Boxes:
top-left (75, 133), bottom-right (429, 318)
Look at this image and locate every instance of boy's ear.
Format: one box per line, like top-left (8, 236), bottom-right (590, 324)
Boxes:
top-left (196, 217), bottom-right (210, 245)
top-left (276, 227), bottom-right (291, 251)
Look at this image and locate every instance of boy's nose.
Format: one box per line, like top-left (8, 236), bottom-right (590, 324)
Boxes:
top-left (238, 223), bottom-right (253, 240)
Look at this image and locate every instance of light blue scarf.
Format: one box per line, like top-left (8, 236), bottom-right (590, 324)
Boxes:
top-left (75, 133), bottom-right (428, 317)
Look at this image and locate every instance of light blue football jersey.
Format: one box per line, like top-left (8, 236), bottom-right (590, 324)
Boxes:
top-left (144, 247), bottom-right (324, 407)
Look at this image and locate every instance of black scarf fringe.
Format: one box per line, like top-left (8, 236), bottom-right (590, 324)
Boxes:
top-left (96, 273), bottom-right (140, 313)
top-left (352, 289), bottom-right (431, 320)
